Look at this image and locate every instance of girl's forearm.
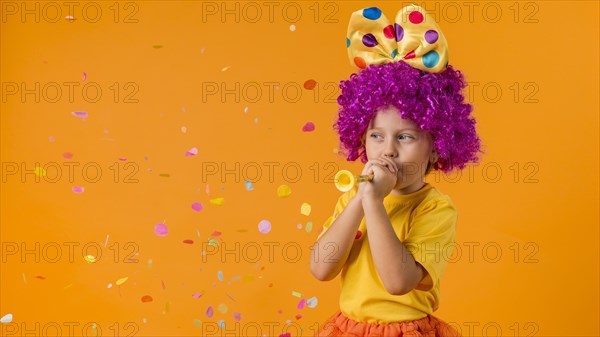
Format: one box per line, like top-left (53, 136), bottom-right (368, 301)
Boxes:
top-left (310, 196), bottom-right (364, 281)
top-left (362, 196), bottom-right (424, 295)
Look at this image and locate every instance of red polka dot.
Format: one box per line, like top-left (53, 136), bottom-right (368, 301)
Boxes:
top-left (403, 50), bottom-right (416, 59)
top-left (355, 230), bottom-right (362, 240)
top-left (408, 11), bottom-right (424, 24)
top-left (383, 25), bottom-right (395, 39)
top-left (354, 57), bottom-right (367, 69)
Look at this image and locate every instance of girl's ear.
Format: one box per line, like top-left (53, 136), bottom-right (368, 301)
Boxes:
top-left (430, 150), bottom-right (439, 164)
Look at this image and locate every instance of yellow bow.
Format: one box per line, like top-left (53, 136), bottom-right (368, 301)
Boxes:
top-left (346, 4), bottom-right (449, 73)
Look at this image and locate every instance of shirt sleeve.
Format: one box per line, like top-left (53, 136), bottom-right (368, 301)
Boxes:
top-left (317, 190), bottom-right (352, 241)
top-left (403, 196), bottom-right (457, 291)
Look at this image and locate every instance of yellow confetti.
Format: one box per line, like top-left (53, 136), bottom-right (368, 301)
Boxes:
top-left (34, 166), bottom-right (46, 177)
top-left (116, 277), bottom-right (128, 286)
top-left (277, 185), bottom-right (292, 198)
top-left (221, 66), bottom-right (231, 72)
top-left (218, 303), bottom-right (228, 314)
top-left (193, 319), bottom-right (202, 328)
top-left (207, 238), bottom-right (219, 246)
top-left (291, 291), bottom-right (302, 298)
top-left (210, 197), bottom-right (224, 206)
top-left (84, 255), bottom-right (97, 263)
top-left (300, 202), bottom-right (311, 216)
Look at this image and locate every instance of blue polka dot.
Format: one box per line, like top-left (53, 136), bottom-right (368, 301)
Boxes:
top-left (391, 49), bottom-right (398, 58)
top-left (362, 7), bottom-right (382, 20)
top-left (346, 37), bottom-right (350, 48)
top-left (422, 50), bottom-right (440, 68)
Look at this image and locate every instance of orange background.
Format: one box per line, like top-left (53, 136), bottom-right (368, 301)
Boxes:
top-left (1, 1), bottom-right (598, 336)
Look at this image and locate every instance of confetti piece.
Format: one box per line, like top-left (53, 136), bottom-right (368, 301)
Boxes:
top-left (206, 306), bottom-right (214, 318)
top-left (1, 314), bottom-right (13, 324)
top-left (192, 202), bottom-right (203, 212)
top-left (295, 314), bottom-right (303, 320)
top-left (22, 273), bottom-right (26, 284)
top-left (141, 295), bottom-right (153, 303)
top-left (147, 259), bottom-right (153, 268)
top-left (210, 197), bottom-right (224, 206)
top-left (207, 238), bottom-right (219, 246)
top-left (300, 202), bottom-right (311, 216)
top-left (34, 166), bottom-right (46, 177)
top-left (277, 185), bottom-right (292, 198)
top-left (280, 333), bottom-right (291, 337)
top-left (210, 231), bottom-right (221, 238)
top-left (298, 298), bottom-right (306, 309)
top-left (217, 270), bottom-right (224, 281)
top-left (159, 173), bottom-right (170, 177)
top-left (192, 292), bottom-right (203, 298)
top-left (183, 239), bottom-right (194, 244)
top-left (82, 72), bottom-right (87, 81)
top-left (71, 111), bottom-right (88, 119)
top-left (185, 147), bottom-right (198, 156)
top-left (116, 277), bottom-right (128, 286)
top-left (154, 223), bottom-right (168, 237)
top-left (193, 319), bottom-right (202, 328)
top-left (258, 220), bottom-right (272, 234)
top-left (196, 229), bottom-right (201, 238)
top-left (244, 106), bottom-right (248, 113)
top-left (200, 47), bottom-right (205, 53)
top-left (118, 157), bottom-right (128, 161)
top-left (161, 280), bottom-right (166, 290)
top-left (205, 183), bottom-right (210, 195)
top-left (153, 45), bottom-right (163, 49)
top-left (71, 186), bottom-right (85, 193)
top-left (181, 126), bottom-right (187, 133)
top-left (305, 221), bottom-right (313, 233)
top-left (104, 234), bottom-right (109, 247)
top-left (164, 301), bottom-right (171, 313)
top-left (290, 24), bottom-right (296, 31)
top-left (244, 180), bottom-right (254, 191)
top-left (49, 136), bottom-right (55, 142)
top-left (302, 122), bottom-right (315, 132)
top-left (254, 117), bottom-right (258, 124)
top-left (291, 291), bottom-right (302, 298)
top-left (143, 317), bottom-right (148, 324)
top-left (218, 320), bottom-right (225, 328)
top-left (33, 275), bottom-right (45, 280)
top-left (65, 15), bottom-right (76, 21)
top-left (297, 223), bottom-right (302, 229)
top-left (218, 304), bottom-right (228, 314)
top-left (307, 296), bottom-right (318, 308)
top-left (233, 312), bottom-right (241, 321)
top-left (303, 80), bottom-right (316, 90)
top-left (221, 66), bottom-right (231, 72)
top-left (107, 283), bottom-right (113, 288)
top-left (84, 255), bottom-right (97, 263)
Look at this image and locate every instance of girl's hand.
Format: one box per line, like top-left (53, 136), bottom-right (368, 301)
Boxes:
top-left (357, 157), bottom-right (398, 201)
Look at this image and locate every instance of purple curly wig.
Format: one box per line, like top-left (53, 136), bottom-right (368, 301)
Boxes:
top-left (335, 61), bottom-right (482, 173)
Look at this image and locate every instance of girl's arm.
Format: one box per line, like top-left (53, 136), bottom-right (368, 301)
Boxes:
top-left (310, 195), bottom-right (364, 281)
top-left (362, 196), bottom-right (426, 295)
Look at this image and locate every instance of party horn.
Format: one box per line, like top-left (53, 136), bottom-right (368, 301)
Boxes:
top-left (334, 170), bottom-right (374, 192)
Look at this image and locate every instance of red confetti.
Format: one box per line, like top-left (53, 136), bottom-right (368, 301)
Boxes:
top-left (210, 231), bottom-right (222, 238)
top-left (303, 80), bottom-right (316, 90)
top-left (302, 122), bottom-right (315, 132)
top-left (183, 239), bottom-right (194, 244)
top-left (35, 275), bottom-right (46, 280)
top-left (141, 295), bottom-right (153, 303)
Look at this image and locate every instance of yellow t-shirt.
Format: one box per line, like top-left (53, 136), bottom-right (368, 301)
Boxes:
top-left (317, 183), bottom-right (457, 323)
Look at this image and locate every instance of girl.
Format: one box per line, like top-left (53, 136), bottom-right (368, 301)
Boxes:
top-left (310, 5), bottom-right (481, 337)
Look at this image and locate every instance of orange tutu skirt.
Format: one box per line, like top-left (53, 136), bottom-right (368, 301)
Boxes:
top-left (314, 311), bottom-right (461, 337)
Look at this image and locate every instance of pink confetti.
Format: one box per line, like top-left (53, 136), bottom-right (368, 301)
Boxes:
top-left (206, 306), bottom-right (214, 318)
top-left (258, 220), bottom-right (272, 234)
top-left (302, 122), bottom-right (315, 132)
top-left (63, 152), bottom-right (73, 159)
top-left (154, 223), bottom-right (168, 237)
top-left (118, 157), bottom-right (128, 161)
top-left (185, 147), bottom-right (198, 156)
top-left (192, 202), bottom-right (203, 212)
top-left (71, 111), bottom-right (88, 119)
top-left (297, 298), bottom-right (306, 309)
top-left (192, 292), bottom-right (203, 298)
top-left (82, 72), bottom-right (87, 81)
top-left (205, 184), bottom-right (210, 195)
top-left (233, 312), bottom-right (242, 321)
top-left (72, 186), bottom-right (84, 193)
top-left (280, 334), bottom-right (291, 337)
top-left (49, 136), bottom-right (55, 142)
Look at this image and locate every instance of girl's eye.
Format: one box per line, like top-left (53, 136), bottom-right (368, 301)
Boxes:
top-left (370, 134), bottom-right (382, 139)
top-left (398, 134), bottom-right (414, 140)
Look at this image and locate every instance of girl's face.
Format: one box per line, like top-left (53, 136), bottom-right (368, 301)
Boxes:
top-left (364, 105), bottom-right (437, 195)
